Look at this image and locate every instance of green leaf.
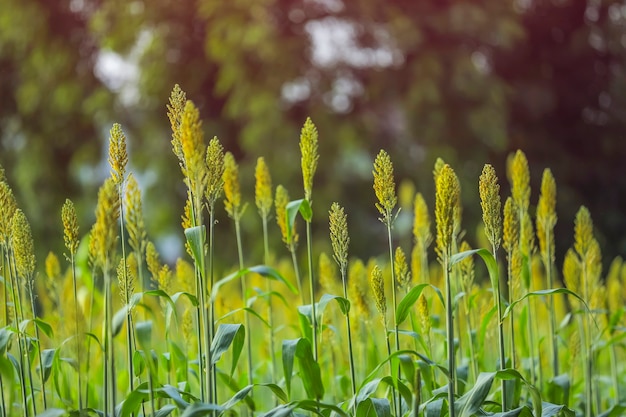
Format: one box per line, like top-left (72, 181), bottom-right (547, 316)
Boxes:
top-left (396, 284), bottom-right (444, 326)
top-left (317, 293), bottom-right (350, 316)
top-left (257, 383), bottom-right (289, 403)
top-left (135, 321), bottom-right (153, 349)
top-left (133, 350), bottom-right (146, 377)
top-left (155, 404), bottom-right (177, 417)
top-left (41, 348), bottom-right (55, 382)
top-left (287, 199), bottom-right (313, 241)
top-left (503, 289), bottom-right (588, 320)
top-left (184, 226), bottom-right (206, 273)
top-left (36, 409), bottom-right (68, 417)
top-left (282, 338), bottom-right (324, 399)
top-left (456, 372), bottom-right (495, 417)
top-left (112, 305), bottom-right (129, 337)
top-left (222, 385), bottom-right (253, 410)
top-left (451, 248), bottom-right (499, 294)
top-left (356, 398), bottom-right (391, 417)
top-left (19, 318), bottom-right (54, 339)
top-left (0, 327), bottom-right (14, 354)
top-left (541, 402), bottom-right (575, 417)
top-left (210, 323), bottom-right (245, 377)
top-left (180, 402), bottom-right (225, 417)
top-left (212, 265), bottom-right (297, 302)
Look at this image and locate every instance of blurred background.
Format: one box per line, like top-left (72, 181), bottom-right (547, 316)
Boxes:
top-left (1, 0), bottom-right (626, 271)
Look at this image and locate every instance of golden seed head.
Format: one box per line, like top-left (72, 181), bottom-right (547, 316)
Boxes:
top-left (223, 152), bottom-right (243, 220)
top-left (563, 248), bottom-right (581, 293)
top-left (329, 202), bottom-right (349, 270)
top-left (348, 259), bottom-right (370, 322)
top-left (508, 247), bottom-right (523, 299)
top-left (255, 157), bottom-right (273, 219)
top-left (433, 157), bottom-right (445, 184)
top-left (157, 264), bottom-right (173, 295)
top-left (370, 265), bottom-right (387, 320)
top-left (509, 150), bottom-right (531, 212)
top-left (124, 174), bottom-right (146, 256)
top-left (145, 241), bottom-right (161, 282)
top-left (373, 149), bottom-right (397, 224)
top-left (300, 117), bottom-right (319, 201)
top-left (167, 84), bottom-right (187, 162)
top-left (502, 197), bottom-right (519, 254)
top-left (585, 238), bottom-right (602, 287)
top-left (108, 123), bottom-right (128, 185)
top-left (181, 308), bottom-right (194, 344)
top-left (318, 252), bottom-right (339, 295)
top-left (536, 168), bottom-right (557, 259)
top-left (181, 196), bottom-right (194, 257)
top-left (394, 246), bottom-right (411, 289)
top-left (435, 164), bottom-right (460, 262)
top-left (520, 214), bottom-right (535, 257)
top-left (412, 192), bottom-right (432, 248)
top-left (479, 164), bottom-right (502, 251)
top-left (175, 258), bottom-right (195, 295)
top-left (275, 185), bottom-right (298, 247)
top-left (0, 164), bottom-right (4, 182)
top-left (417, 293), bottom-right (431, 336)
top-left (62, 198), bottom-right (80, 256)
top-left (574, 206), bottom-right (594, 259)
top-left (411, 244), bottom-right (424, 284)
top-left (459, 241), bottom-right (474, 292)
top-left (92, 177), bottom-right (120, 265)
top-left (11, 209), bottom-right (35, 279)
top-left (568, 329), bottom-right (580, 367)
top-left (0, 181), bottom-right (18, 245)
top-left (118, 255), bottom-right (137, 306)
top-left (45, 251), bottom-right (61, 282)
top-left (205, 137), bottom-right (225, 208)
top-left (180, 100), bottom-right (206, 196)
top-left (606, 257), bottom-right (623, 314)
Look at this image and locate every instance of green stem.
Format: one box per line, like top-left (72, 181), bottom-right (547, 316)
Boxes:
top-left (543, 237), bottom-right (559, 377)
top-left (610, 342), bottom-right (620, 403)
top-left (289, 246), bottom-right (303, 306)
top-left (208, 208), bottom-right (217, 406)
top-left (386, 222), bottom-right (401, 415)
top-left (69, 254), bottom-right (83, 411)
top-left (305, 219), bottom-right (318, 361)
top-left (28, 282), bottom-right (47, 409)
top-left (492, 248), bottom-right (507, 412)
top-left (262, 217), bottom-right (278, 387)
top-left (234, 218), bottom-right (254, 390)
top-left (340, 266), bottom-right (357, 407)
top-left (444, 255), bottom-right (456, 417)
top-left (384, 322), bottom-right (398, 417)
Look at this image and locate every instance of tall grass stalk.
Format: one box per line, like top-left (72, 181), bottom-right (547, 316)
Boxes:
top-left (223, 152), bottom-right (253, 391)
top-left (536, 169), bottom-right (559, 378)
top-left (435, 164), bottom-right (460, 417)
top-left (299, 118), bottom-right (319, 361)
top-left (256, 158), bottom-right (277, 385)
top-left (275, 185), bottom-right (303, 305)
top-left (458, 241), bottom-right (477, 382)
top-left (329, 203), bottom-right (357, 404)
top-left (62, 199), bottom-right (83, 411)
top-left (372, 150), bottom-right (401, 414)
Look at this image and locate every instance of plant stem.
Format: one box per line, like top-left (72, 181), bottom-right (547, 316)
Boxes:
top-left (289, 247), bottom-right (303, 306)
top-left (543, 238), bottom-right (559, 377)
top-left (305, 219), bottom-right (318, 361)
top-left (444, 255), bottom-right (456, 417)
top-left (340, 265), bottom-right (357, 407)
top-left (491, 247), bottom-right (507, 412)
top-left (234, 218), bottom-right (254, 390)
top-left (384, 322), bottom-right (398, 417)
top-left (262, 216), bottom-right (278, 387)
top-left (69, 253), bottom-right (83, 411)
top-left (208, 208), bottom-right (218, 405)
top-left (28, 282), bottom-right (47, 409)
top-left (386, 223), bottom-right (402, 415)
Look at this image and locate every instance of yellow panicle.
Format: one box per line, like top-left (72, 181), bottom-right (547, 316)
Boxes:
top-left (502, 197), bottom-right (519, 255)
top-left (536, 168), bottom-right (557, 260)
top-left (563, 248), bottom-right (581, 293)
top-left (435, 164), bottom-right (460, 262)
top-left (318, 252), bottom-right (339, 295)
top-left (180, 100), bottom-right (206, 196)
top-left (0, 181), bottom-right (18, 245)
top-left (205, 137), bottom-right (225, 209)
top-left (348, 259), bottom-right (370, 323)
top-left (255, 157), bottom-right (273, 219)
top-left (62, 199), bottom-right (80, 256)
top-left (145, 241), bottom-right (161, 283)
top-left (223, 152), bottom-right (244, 220)
top-left (509, 150), bottom-right (530, 212)
top-left (574, 206), bottom-right (594, 260)
top-left (373, 150), bottom-right (397, 225)
top-left (125, 174), bottom-right (146, 256)
top-left (275, 185), bottom-right (298, 247)
top-left (92, 177), bottom-right (120, 267)
top-left (108, 123), bottom-right (128, 185)
top-left (417, 293), bottom-right (431, 337)
top-left (300, 117), bottom-right (319, 202)
top-left (118, 254), bottom-right (136, 306)
top-left (479, 164), bottom-right (502, 251)
top-left (370, 265), bottom-right (387, 321)
top-left (413, 192), bottom-right (432, 248)
top-left (11, 209), bottom-right (35, 280)
top-left (459, 241), bottom-right (474, 292)
top-left (329, 202), bottom-right (349, 270)
top-left (394, 246), bottom-right (411, 290)
top-left (167, 84), bottom-right (187, 162)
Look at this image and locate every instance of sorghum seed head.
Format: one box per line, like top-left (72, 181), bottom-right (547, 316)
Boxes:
top-left (479, 164), bottom-right (502, 251)
top-left (300, 117), bottom-right (319, 202)
top-left (373, 149), bottom-right (397, 225)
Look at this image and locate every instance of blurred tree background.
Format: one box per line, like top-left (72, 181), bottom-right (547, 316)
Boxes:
top-left (2, 0), bottom-right (626, 271)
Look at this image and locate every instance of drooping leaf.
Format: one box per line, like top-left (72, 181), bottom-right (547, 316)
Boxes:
top-left (222, 385), bottom-right (253, 410)
top-left (503, 289), bottom-right (588, 320)
top-left (455, 372), bottom-right (495, 417)
top-left (282, 338), bottom-right (324, 399)
top-left (210, 323), bottom-right (245, 377)
top-left (179, 402), bottom-right (225, 417)
top-left (184, 226), bottom-right (207, 274)
top-left (396, 284), bottom-right (444, 326)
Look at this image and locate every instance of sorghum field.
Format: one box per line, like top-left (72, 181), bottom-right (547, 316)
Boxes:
top-left (0, 85), bottom-right (624, 417)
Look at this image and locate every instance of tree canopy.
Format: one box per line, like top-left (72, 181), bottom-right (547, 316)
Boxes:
top-left (1, 0), bottom-right (625, 265)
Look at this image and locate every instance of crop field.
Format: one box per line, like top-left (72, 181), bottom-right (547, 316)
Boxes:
top-left (0, 85), bottom-right (624, 417)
